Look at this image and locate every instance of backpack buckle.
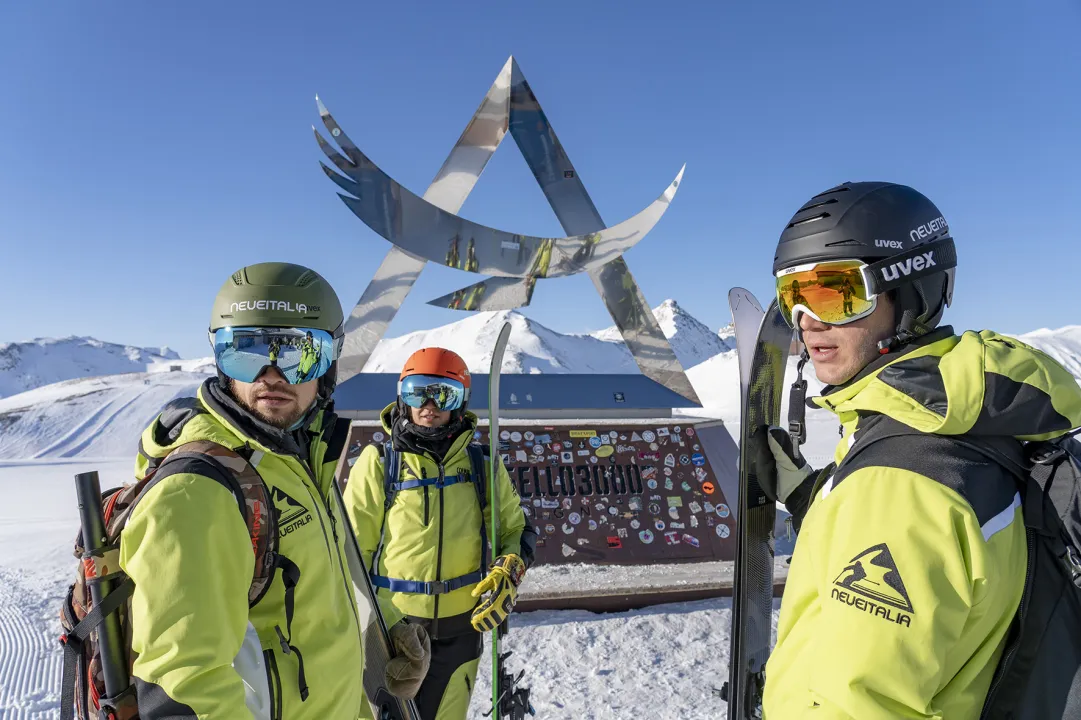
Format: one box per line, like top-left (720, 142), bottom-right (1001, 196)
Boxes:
top-left (1030, 445), bottom-right (1066, 466)
top-left (788, 421), bottom-right (806, 445)
top-left (1064, 545), bottom-right (1081, 587)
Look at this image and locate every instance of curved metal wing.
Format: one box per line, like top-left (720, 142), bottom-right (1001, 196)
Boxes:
top-left (427, 276), bottom-right (536, 311)
top-left (315, 99), bottom-right (683, 280)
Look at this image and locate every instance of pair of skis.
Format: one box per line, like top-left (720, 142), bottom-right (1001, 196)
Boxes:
top-left (334, 320), bottom-right (531, 720)
top-left (722, 289), bottom-right (795, 720)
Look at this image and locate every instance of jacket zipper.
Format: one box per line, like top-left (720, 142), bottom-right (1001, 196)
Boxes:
top-left (424, 486), bottom-right (431, 526)
top-left (433, 463), bottom-right (445, 639)
top-left (264, 648), bottom-right (282, 720)
top-left (295, 459), bottom-right (363, 648)
top-left (979, 526), bottom-right (1035, 718)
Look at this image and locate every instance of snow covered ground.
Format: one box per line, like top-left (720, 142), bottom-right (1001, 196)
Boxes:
top-left (471, 596), bottom-right (778, 719)
top-left (0, 372), bottom-right (208, 460)
top-left (0, 458), bottom-right (132, 720)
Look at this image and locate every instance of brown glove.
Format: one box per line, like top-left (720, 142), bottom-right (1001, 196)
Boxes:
top-left (385, 621), bottom-right (431, 699)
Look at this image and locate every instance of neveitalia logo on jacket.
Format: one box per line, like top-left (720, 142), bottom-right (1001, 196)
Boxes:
top-left (272, 486), bottom-right (314, 537)
top-left (831, 543), bottom-right (914, 627)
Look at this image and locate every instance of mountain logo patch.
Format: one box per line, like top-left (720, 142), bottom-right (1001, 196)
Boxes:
top-left (831, 543), bottom-right (914, 627)
top-left (272, 487), bottom-right (313, 538)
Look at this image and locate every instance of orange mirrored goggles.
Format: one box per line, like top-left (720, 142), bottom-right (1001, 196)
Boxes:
top-left (775, 259), bottom-right (876, 328)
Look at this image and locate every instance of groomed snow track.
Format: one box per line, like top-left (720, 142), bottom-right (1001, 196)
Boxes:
top-left (31, 385), bottom-right (152, 458)
top-left (0, 570), bottom-right (64, 719)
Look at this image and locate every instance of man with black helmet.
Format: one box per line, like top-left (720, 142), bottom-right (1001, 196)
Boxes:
top-left (758, 183), bottom-right (1081, 717)
top-left (343, 347), bottom-right (536, 720)
top-left (118, 262), bottom-right (372, 718)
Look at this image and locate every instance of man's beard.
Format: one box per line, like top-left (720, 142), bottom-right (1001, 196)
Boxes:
top-left (229, 379), bottom-right (310, 429)
top-left (249, 402), bottom-right (309, 430)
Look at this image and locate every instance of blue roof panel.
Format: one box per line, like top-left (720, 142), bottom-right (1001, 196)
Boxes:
top-left (333, 373), bottom-right (700, 411)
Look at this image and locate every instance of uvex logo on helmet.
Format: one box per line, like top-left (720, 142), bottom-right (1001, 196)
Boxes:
top-left (230, 300), bottom-right (310, 314)
top-left (875, 239), bottom-right (904, 249)
top-left (909, 216), bottom-right (948, 243)
top-left (881, 251), bottom-right (936, 282)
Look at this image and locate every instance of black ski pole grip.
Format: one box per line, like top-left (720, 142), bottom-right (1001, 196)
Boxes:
top-left (74, 471), bottom-right (130, 699)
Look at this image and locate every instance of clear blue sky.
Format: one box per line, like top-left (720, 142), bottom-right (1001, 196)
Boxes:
top-left (2, 1), bottom-right (1079, 360)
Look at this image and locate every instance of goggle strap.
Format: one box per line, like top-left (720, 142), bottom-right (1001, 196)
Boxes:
top-left (788, 349), bottom-right (810, 449)
top-left (863, 238), bottom-right (956, 296)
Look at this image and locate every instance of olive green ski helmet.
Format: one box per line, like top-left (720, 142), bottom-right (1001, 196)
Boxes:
top-left (209, 262), bottom-right (346, 398)
top-left (209, 262), bottom-right (345, 335)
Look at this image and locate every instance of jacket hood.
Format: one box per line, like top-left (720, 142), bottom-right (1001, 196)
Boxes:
top-left (379, 402), bottom-right (479, 456)
top-left (136, 378), bottom-right (331, 477)
top-left (379, 402), bottom-right (479, 433)
top-left (812, 329), bottom-right (1081, 442)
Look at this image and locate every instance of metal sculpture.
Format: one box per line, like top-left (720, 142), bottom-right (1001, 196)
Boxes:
top-left (316, 56), bottom-right (699, 405)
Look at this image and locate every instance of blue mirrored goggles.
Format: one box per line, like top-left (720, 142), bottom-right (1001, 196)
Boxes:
top-left (211, 327), bottom-right (340, 385)
top-left (398, 374), bottom-right (468, 411)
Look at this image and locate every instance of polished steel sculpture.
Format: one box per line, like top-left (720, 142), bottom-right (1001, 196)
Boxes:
top-left (316, 56), bottom-right (700, 405)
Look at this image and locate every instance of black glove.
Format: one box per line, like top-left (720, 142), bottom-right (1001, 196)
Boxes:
top-left (754, 426), bottom-right (818, 530)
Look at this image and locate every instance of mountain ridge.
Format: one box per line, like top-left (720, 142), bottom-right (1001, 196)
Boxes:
top-left (0, 336), bottom-right (180, 399)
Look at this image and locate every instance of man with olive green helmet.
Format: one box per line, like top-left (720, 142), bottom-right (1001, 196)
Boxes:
top-left (117, 262), bottom-right (404, 718)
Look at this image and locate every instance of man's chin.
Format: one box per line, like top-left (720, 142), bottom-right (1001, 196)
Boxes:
top-left (251, 402), bottom-right (303, 429)
top-left (813, 362), bottom-right (856, 387)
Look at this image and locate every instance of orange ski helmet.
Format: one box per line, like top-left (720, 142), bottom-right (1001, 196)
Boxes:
top-left (400, 347), bottom-right (471, 387)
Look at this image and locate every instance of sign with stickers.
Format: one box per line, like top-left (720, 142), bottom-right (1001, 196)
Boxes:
top-left (337, 420), bottom-right (735, 567)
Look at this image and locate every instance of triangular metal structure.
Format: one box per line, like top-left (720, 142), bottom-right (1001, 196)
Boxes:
top-left (316, 56), bottom-right (700, 405)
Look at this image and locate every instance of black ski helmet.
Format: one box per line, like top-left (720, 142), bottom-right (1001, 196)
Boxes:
top-left (773, 181), bottom-right (956, 343)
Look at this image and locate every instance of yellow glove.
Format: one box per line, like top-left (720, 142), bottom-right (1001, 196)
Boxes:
top-left (470, 554), bottom-right (526, 632)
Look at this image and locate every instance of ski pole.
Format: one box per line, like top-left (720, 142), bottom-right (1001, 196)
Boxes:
top-left (74, 471), bottom-right (130, 699)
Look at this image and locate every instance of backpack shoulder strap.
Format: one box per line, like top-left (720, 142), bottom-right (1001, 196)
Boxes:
top-left (371, 440), bottom-right (398, 580)
top-left (138, 440), bottom-right (278, 608)
top-left (824, 419), bottom-right (1024, 529)
top-left (466, 442), bottom-right (488, 512)
top-left (987, 433), bottom-right (1081, 536)
top-left (381, 440), bottom-right (399, 511)
top-left (466, 441), bottom-right (491, 574)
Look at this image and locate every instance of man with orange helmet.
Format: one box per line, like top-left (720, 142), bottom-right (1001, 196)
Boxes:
top-left (343, 347), bottom-right (536, 719)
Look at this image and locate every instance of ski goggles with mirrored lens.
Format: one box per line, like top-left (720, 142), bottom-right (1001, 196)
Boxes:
top-left (775, 260), bottom-right (876, 328)
top-left (774, 238), bottom-right (958, 328)
top-left (398, 374), bottom-right (468, 411)
top-left (211, 327), bottom-right (340, 384)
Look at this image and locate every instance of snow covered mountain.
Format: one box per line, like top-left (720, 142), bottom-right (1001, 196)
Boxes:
top-left (2, 307), bottom-right (1080, 461)
top-left (366, 299), bottom-right (729, 375)
top-left (591, 299), bottom-right (734, 370)
top-left (0, 336), bottom-right (180, 399)
top-left (364, 310), bottom-right (637, 375)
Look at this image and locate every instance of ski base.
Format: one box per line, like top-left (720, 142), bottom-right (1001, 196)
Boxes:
top-left (725, 289), bottom-right (793, 720)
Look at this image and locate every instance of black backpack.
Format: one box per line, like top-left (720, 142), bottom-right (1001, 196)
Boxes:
top-left (967, 430), bottom-right (1081, 719)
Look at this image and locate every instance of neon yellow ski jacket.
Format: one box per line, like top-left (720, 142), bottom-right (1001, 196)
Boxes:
top-left (764, 328), bottom-right (1081, 719)
top-left (118, 380), bottom-right (366, 719)
top-left (343, 404), bottom-right (529, 635)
